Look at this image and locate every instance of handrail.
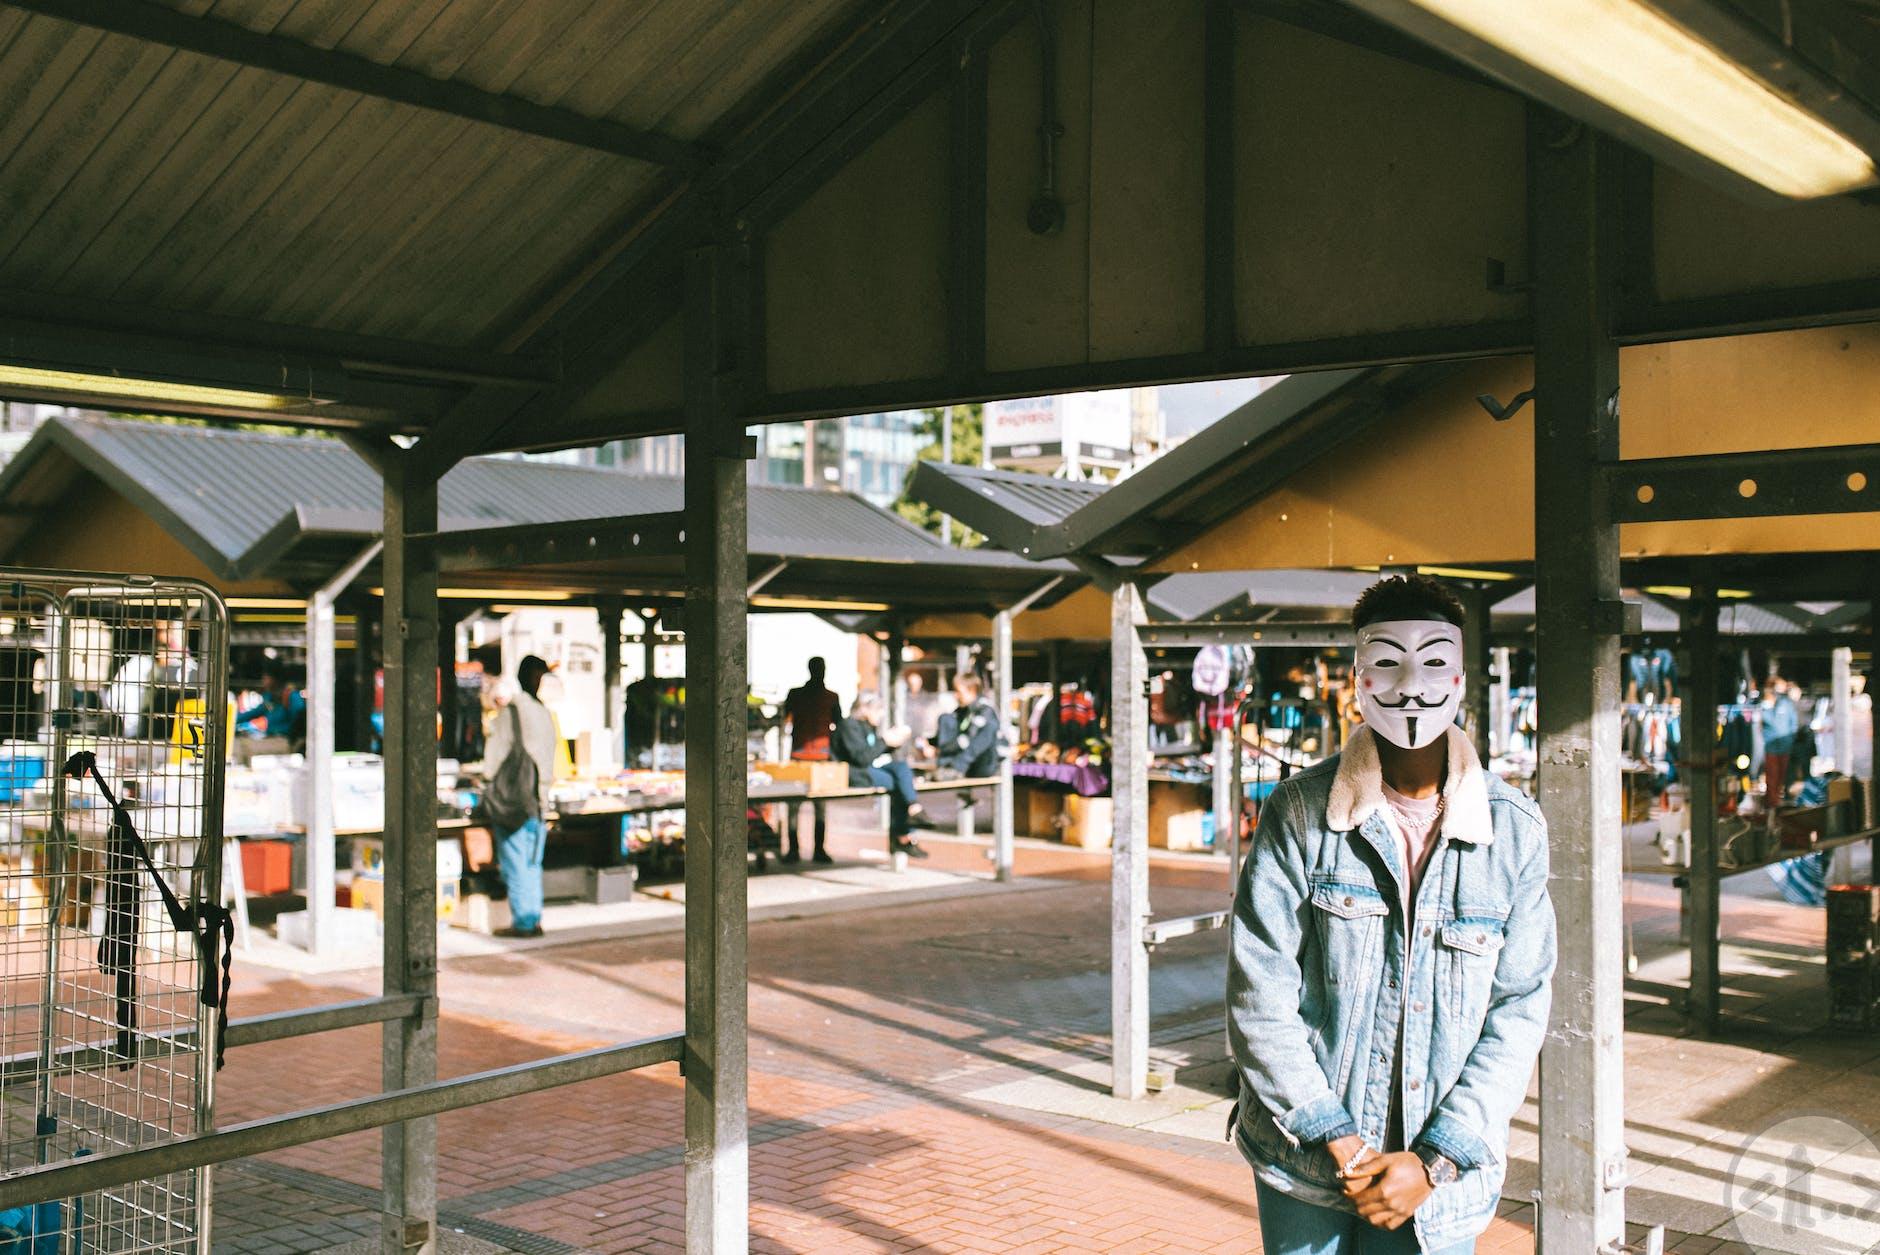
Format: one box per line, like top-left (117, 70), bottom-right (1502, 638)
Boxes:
top-left (0, 1031), bottom-right (684, 1209)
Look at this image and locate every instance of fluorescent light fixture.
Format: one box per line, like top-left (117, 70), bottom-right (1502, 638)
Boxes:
top-left (0, 363), bottom-right (304, 410)
top-left (369, 587), bottom-right (575, 602)
top-left (1357, 0), bottom-right (1878, 198)
top-left (752, 596), bottom-right (893, 612)
top-left (226, 596), bottom-right (311, 609)
top-left (1642, 585), bottom-right (1753, 599)
top-left (1416, 565), bottom-right (1516, 582)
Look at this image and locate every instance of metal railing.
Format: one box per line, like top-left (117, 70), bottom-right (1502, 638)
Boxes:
top-left (0, 994), bottom-right (683, 1213)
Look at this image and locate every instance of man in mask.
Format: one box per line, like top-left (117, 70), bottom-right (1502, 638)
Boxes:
top-left (1226, 575), bottom-right (1555, 1253)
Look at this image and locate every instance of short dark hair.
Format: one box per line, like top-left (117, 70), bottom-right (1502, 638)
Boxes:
top-left (807, 656), bottom-right (826, 680)
top-left (517, 654), bottom-right (550, 697)
top-left (1352, 575), bottom-right (1465, 630)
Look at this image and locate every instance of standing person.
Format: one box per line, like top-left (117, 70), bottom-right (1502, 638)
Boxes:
top-left (486, 655), bottom-right (560, 939)
top-left (1227, 576), bottom-right (1555, 1254)
top-left (235, 659), bottom-right (305, 743)
top-left (781, 657), bottom-right (843, 864)
top-left (932, 672), bottom-right (1001, 779)
top-left (1760, 674), bottom-right (1799, 817)
top-left (835, 693), bottom-right (930, 858)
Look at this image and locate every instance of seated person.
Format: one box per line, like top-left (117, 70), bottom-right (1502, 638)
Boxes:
top-left (932, 672), bottom-right (1001, 779)
top-left (835, 695), bottom-right (929, 858)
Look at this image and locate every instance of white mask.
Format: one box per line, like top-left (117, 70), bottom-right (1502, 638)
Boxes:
top-left (1354, 618), bottom-right (1465, 750)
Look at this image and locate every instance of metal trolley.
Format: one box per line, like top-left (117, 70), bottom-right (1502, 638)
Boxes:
top-left (0, 571), bottom-right (228, 1253)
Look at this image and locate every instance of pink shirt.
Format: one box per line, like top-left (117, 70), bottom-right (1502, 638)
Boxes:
top-left (1381, 781), bottom-right (1442, 914)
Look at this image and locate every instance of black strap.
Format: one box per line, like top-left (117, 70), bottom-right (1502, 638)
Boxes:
top-left (65, 752), bottom-right (234, 1071)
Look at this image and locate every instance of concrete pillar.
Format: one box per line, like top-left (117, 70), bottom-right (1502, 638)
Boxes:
top-left (601, 598), bottom-right (624, 766)
top-left (1110, 580), bottom-right (1149, 1100)
top-left (681, 243), bottom-right (750, 1254)
top-left (380, 453), bottom-right (440, 1253)
top-left (993, 609), bottom-right (1015, 881)
top-left (1212, 722), bottom-right (1235, 856)
top-left (306, 541), bottom-right (381, 956)
top-left (1683, 586), bottom-right (1721, 1035)
top-left (1530, 111), bottom-right (1627, 1254)
top-left (1461, 584), bottom-right (1493, 764)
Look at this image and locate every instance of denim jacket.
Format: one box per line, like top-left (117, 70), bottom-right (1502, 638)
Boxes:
top-left (1227, 725), bottom-right (1555, 1249)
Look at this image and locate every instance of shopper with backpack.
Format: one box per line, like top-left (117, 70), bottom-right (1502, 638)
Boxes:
top-left (483, 655), bottom-right (560, 939)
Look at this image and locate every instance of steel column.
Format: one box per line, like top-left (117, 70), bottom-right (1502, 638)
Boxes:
top-left (1211, 722), bottom-right (1235, 859)
top-left (682, 243), bottom-right (750, 1254)
top-left (601, 597), bottom-right (625, 767)
top-left (307, 541), bottom-right (382, 955)
top-left (1110, 581), bottom-right (1150, 1099)
top-left (1530, 111), bottom-right (1627, 1254)
top-left (379, 452), bottom-right (440, 1254)
top-left (1461, 585), bottom-right (1493, 764)
top-left (993, 609), bottom-right (1015, 881)
top-left (1682, 586), bottom-right (1721, 1035)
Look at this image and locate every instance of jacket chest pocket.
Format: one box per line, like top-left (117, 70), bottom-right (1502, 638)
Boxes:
top-left (1309, 881), bottom-right (1390, 981)
top-left (1439, 917), bottom-right (1507, 1027)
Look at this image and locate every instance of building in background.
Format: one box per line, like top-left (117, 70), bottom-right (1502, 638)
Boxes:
top-left (598, 411), bottom-right (925, 507)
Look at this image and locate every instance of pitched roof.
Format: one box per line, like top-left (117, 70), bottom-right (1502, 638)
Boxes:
top-left (0, 415), bottom-right (1065, 609)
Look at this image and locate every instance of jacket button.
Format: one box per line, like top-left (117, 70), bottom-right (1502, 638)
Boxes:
top-left (1421, 926), bottom-right (1432, 938)
top-left (1409, 1079), bottom-right (1421, 1091)
top-left (1344, 896), bottom-right (1354, 907)
top-left (1476, 934), bottom-right (1487, 945)
top-left (1414, 1002), bottom-right (1426, 1013)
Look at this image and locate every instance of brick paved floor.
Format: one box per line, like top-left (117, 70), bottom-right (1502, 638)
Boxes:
top-left (199, 808), bottom-right (1875, 1253)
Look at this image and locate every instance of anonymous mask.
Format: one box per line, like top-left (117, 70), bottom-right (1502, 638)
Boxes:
top-left (1354, 618), bottom-right (1465, 750)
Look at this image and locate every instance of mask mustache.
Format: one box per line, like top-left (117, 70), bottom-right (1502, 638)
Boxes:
top-left (1373, 693), bottom-right (1453, 709)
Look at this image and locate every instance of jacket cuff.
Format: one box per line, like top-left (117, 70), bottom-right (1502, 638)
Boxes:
top-left (1413, 1112), bottom-right (1494, 1171)
top-left (1275, 1094), bottom-right (1360, 1147)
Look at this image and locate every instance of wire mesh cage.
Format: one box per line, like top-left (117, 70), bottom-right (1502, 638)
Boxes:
top-left (0, 570), bottom-right (228, 1254)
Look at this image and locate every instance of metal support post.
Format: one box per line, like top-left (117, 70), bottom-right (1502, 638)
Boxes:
top-left (1492, 646), bottom-right (1512, 757)
top-left (1212, 722), bottom-right (1235, 855)
top-left (886, 619), bottom-right (906, 731)
top-left (1682, 586), bottom-right (1721, 1035)
top-left (601, 597), bottom-right (624, 767)
top-left (307, 541), bottom-right (382, 956)
top-left (993, 608), bottom-right (1015, 881)
top-left (380, 453), bottom-right (440, 1254)
top-left (1110, 580), bottom-right (1150, 1100)
top-left (1531, 110), bottom-right (1627, 1254)
top-left (1461, 584), bottom-right (1493, 764)
top-left (682, 243), bottom-right (750, 1254)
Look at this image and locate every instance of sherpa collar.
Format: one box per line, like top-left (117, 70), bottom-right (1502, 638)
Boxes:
top-left (1326, 723), bottom-right (1494, 846)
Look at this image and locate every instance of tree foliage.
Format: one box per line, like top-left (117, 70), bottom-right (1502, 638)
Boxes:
top-left (894, 404), bottom-right (985, 545)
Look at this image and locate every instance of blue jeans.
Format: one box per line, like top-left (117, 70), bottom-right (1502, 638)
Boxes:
top-left (855, 763), bottom-right (918, 836)
top-left (497, 816), bottom-right (547, 930)
top-left (1256, 1180), bottom-right (1474, 1254)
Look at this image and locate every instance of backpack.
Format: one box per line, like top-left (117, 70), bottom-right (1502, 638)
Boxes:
top-left (478, 702), bottom-right (541, 832)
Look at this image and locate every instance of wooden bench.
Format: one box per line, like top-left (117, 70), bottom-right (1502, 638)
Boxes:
top-left (767, 775), bottom-right (1003, 869)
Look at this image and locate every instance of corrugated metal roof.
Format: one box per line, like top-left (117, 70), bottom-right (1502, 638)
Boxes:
top-left (0, 0), bottom-right (866, 347)
top-left (0, 414), bottom-right (1048, 580)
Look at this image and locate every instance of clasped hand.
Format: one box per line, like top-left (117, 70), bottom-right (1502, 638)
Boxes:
top-left (1325, 1137), bottom-right (1431, 1231)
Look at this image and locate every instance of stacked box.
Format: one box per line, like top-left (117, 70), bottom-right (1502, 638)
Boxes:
top-left (1826, 883), bottom-right (1879, 1030)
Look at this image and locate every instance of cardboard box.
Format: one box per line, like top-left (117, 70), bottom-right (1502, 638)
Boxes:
top-left (240, 839), bottom-right (294, 897)
top-left (348, 875), bottom-right (459, 921)
top-left (756, 760), bottom-right (848, 795)
top-left (1020, 783), bottom-right (1063, 838)
top-left (1160, 809), bottom-right (1214, 852)
top-left (350, 837), bottom-right (462, 884)
top-left (1148, 779), bottom-right (1212, 849)
top-left (1058, 795), bottom-right (1113, 849)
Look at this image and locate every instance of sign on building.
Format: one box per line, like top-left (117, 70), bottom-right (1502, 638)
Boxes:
top-left (985, 391), bottom-right (1133, 473)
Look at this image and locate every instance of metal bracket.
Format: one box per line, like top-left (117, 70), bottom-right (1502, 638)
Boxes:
top-left (1486, 257), bottom-right (1531, 295)
top-left (1592, 598), bottom-right (1644, 636)
top-left (1476, 388), bottom-right (1534, 422)
top-left (1599, 1226), bottom-right (1664, 1255)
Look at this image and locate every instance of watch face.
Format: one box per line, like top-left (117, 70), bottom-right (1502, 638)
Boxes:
top-left (1425, 1153), bottom-right (1459, 1185)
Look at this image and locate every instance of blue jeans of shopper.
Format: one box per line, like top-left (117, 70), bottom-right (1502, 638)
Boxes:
top-left (497, 815), bottom-right (547, 931)
top-left (1256, 1180), bottom-right (1474, 1254)
top-left (855, 763), bottom-right (918, 836)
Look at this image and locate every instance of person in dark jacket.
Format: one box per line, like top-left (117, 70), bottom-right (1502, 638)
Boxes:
top-left (933, 672), bottom-right (1002, 779)
top-left (836, 694), bottom-right (930, 858)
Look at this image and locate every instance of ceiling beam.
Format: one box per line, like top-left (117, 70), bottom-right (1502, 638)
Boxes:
top-left (6, 0), bottom-right (709, 171)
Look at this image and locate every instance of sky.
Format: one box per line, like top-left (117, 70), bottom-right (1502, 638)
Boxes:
top-left (1155, 375), bottom-right (1287, 436)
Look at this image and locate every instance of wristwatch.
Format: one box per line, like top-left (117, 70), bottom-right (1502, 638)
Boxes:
top-left (1415, 1145), bottom-right (1460, 1187)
